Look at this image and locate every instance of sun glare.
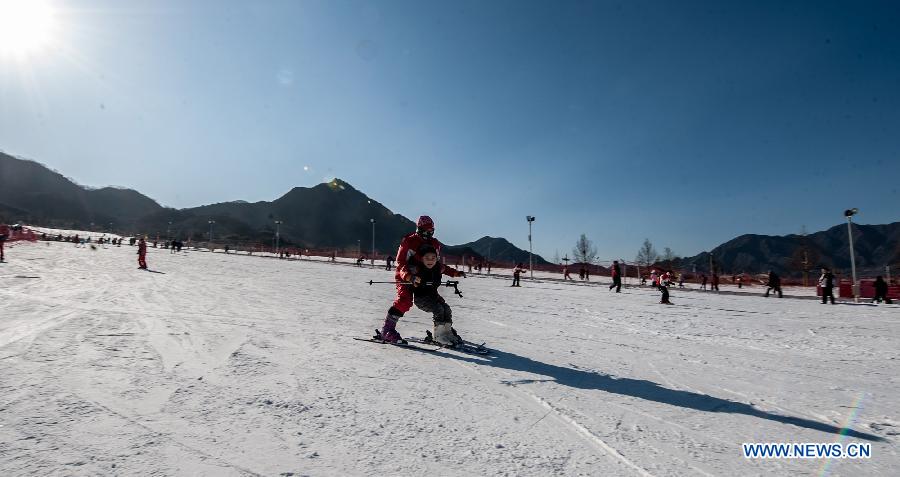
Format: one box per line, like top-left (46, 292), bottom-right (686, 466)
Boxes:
top-left (0, 0), bottom-right (56, 58)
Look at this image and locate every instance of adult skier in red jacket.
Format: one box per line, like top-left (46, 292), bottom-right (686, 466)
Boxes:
top-left (379, 216), bottom-right (465, 343)
top-left (137, 236), bottom-right (148, 269)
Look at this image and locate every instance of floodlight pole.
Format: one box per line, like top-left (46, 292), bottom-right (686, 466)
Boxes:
top-left (370, 218), bottom-right (376, 267)
top-left (274, 220), bottom-right (283, 255)
top-left (208, 220), bottom-right (215, 249)
top-left (845, 208), bottom-right (859, 302)
top-left (526, 216), bottom-right (535, 279)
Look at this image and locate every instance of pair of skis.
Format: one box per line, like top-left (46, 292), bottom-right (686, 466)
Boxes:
top-left (355, 329), bottom-right (490, 355)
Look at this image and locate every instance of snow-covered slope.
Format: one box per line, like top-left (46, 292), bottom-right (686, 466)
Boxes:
top-left (1, 241), bottom-right (897, 476)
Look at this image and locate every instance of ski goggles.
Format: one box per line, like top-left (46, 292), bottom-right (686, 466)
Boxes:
top-left (417, 228), bottom-right (434, 238)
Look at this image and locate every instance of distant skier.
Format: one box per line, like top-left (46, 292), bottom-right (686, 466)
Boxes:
top-left (659, 270), bottom-right (673, 304)
top-left (678, 273), bottom-right (684, 288)
top-left (0, 222), bottom-right (9, 262)
top-left (0, 222), bottom-right (10, 262)
top-left (700, 274), bottom-right (708, 290)
top-left (405, 243), bottom-right (465, 345)
top-left (385, 254), bottom-right (394, 271)
top-left (609, 260), bottom-right (621, 292)
top-left (873, 276), bottom-right (892, 304)
top-left (512, 262), bottom-right (526, 287)
top-left (711, 273), bottom-right (720, 291)
top-left (137, 236), bottom-right (148, 269)
top-left (736, 275), bottom-right (743, 288)
top-left (584, 266), bottom-right (590, 281)
top-left (378, 216), bottom-right (465, 343)
top-left (819, 267), bottom-right (835, 304)
top-left (764, 271), bottom-right (783, 298)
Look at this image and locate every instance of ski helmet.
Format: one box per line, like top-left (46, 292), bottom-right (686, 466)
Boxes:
top-left (416, 215), bottom-right (434, 232)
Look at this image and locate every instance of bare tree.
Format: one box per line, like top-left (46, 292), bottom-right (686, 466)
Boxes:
top-left (663, 247), bottom-right (676, 262)
top-left (573, 234), bottom-right (597, 264)
top-left (636, 238), bottom-right (658, 268)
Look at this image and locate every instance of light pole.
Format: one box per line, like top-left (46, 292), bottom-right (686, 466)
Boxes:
top-left (357, 239), bottom-right (361, 259)
top-left (274, 220), bottom-right (283, 256)
top-left (845, 208), bottom-right (859, 302)
top-left (370, 218), bottom-right (376, 266)
top-left (166, 221), bottom-right (172, 242)
top-left (208, 220), bottom-right (215, 250)
top-left (526, 216), bottom-right (535, 279)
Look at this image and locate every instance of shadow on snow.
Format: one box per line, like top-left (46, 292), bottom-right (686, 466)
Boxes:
top-left (441, 348), bottom-right (885, 442)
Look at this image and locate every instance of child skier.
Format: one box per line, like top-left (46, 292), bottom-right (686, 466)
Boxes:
top-left (378, 216), bottom-right (465, 343)
top-left (406, 243), bottom-right (465, 345)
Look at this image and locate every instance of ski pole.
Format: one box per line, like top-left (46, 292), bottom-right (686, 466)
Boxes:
top-left (366, 279), bottom-right (463, 298)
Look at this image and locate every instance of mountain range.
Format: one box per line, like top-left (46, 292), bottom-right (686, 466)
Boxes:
top-left (676, 223), bottom-right (900, 277)
top-left (0, 152), bottom-right (548, 263)
top-left (2, 151), bottom-right (897, 275)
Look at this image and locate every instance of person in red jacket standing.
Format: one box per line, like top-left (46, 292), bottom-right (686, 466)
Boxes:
top-left (378, 216), bottom-right (465, 343)
top-left (137, 236), bottom-right (148, 269)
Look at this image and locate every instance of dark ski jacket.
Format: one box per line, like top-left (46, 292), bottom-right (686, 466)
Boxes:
top-left (874, 278), bottom-right (888, 295)
top-left (406, 258), bottom-right (462, 297)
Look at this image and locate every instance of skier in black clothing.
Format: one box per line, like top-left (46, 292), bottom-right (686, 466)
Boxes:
top-left (764, 271), bottom-right (783, 298)
top-left (609, 260), bottom-right (622, 292)
top-left (819, 267), bottom-right (836, 304)
top-left (385, 254), bottom-right (394, 271)
top-left (873, 276), bottom-right (892, 304)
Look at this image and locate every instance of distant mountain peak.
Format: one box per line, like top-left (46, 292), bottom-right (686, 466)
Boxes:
top-left (325, 178), bottom-right (356, 192)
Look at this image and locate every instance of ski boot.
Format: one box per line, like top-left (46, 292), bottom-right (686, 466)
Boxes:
top-left (432, 322), bottom-right (462, 347)
top-left (378, 311), bottom-right (404, 343)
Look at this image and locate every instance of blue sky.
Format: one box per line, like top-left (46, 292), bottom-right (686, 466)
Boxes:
top-left (1, 0), bottom-right (898, 262)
